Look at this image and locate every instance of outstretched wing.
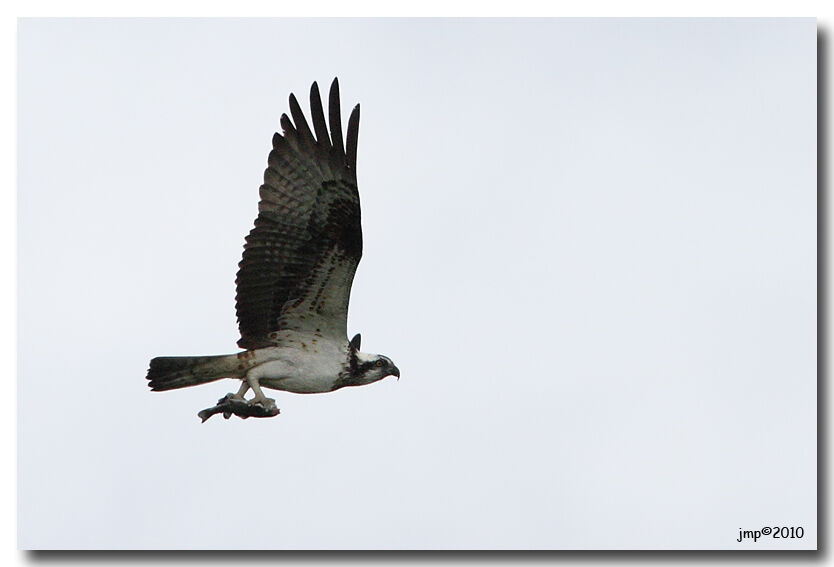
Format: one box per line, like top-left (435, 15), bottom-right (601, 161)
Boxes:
top-left (235, 79), bottom-right (362, 349)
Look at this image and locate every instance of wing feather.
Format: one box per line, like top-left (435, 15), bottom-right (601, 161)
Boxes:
top-left (310, 82), bottom-right (330, 147)
top-left (328, 78), bottom-right (344, 156)
top-left (289, 93), bottom-right (316, 148)
top-left (346, 104), bottom-right (360, 172)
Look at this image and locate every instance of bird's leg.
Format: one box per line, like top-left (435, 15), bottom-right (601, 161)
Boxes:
top-left (246, 376), bottom-right (275, 408)
top-left (231, 381), bottom-right (250, 401)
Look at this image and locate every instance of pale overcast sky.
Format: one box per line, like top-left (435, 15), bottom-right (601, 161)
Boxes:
top-left (18, 18), bottom-right (816, 549)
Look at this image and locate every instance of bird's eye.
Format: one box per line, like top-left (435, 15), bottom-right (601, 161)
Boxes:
top-left (375, 360), bottom-right (386, 367)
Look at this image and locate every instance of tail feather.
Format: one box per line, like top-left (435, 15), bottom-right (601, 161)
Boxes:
top-left (146, 354), bottom-right (242, 391)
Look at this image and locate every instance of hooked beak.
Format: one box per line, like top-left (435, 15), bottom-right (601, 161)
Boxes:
top-left (391, 366), bottom-right (400, 380)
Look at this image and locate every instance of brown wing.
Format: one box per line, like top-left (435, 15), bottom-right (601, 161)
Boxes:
top-left (235, 78), bottom-right (362, 349)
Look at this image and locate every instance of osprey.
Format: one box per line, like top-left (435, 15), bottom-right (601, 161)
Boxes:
top-left (146, 79), bottom-right (399, 421)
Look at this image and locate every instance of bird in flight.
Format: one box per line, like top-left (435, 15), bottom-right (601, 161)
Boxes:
top-left (146, 78), bottom-right (399, 421)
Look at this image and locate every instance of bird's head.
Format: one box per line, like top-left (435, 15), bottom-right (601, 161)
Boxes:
top-left (347, 333), bottom-right (400, 386)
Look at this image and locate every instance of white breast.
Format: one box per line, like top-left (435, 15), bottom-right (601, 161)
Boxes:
top-left (249, 335), bottom-right (347, 394)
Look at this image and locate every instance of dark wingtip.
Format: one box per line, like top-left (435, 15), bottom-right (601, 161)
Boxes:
top-left (287, 95), bottom-right (299, 126)
top-left (309, 81), bottom-right (329, 146)
top-left (346, 103), bottom-right (360, 171)
top-left (328, 77), bottom-right (344, 154)
top-left (280, 113), bottom-right (294, 133)
top-left (289, 92), bottom-right (314, 144)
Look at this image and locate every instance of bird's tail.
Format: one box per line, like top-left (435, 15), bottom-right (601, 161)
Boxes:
top-left (146, 353), bottom-right (245, 391)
